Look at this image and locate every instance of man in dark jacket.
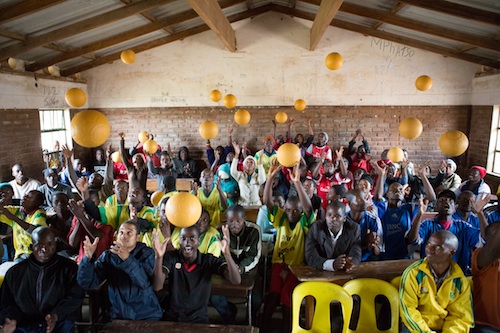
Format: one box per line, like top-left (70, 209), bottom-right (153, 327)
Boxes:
top-left (77, 220), bottom-right (162, 320)
top-left (305, 201), bottom-right (362, 271)
top-left (0, 226), bottom-right (84, 332)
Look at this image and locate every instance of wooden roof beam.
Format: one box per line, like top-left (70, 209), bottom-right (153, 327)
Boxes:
top-left (0, 0), bottom-right (65, 24)
top-left (186, 0), bottom-right (236, 52)
top-left (0, 0), bottom-right (174, 62)
top-left (310, 0), bottom-right (344, 50)
top-left (372, 2), bottom-right (406, 30)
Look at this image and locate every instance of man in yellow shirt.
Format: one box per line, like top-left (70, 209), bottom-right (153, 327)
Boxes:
top-left (400, 230), bottom-right (473, 333)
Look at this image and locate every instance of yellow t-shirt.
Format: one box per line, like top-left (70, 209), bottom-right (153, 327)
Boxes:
top-left (269, 206), bottom-right (315, 265)
top-left (196, 187), bottom-right (223, 228)
top-left (170, 226), bottom-right (221, 257)
top-left (0, 207), bottom-right (47, 259)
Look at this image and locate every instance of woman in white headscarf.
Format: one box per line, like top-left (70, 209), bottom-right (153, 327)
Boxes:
top-left (432, 159), bottom-right (462, 195)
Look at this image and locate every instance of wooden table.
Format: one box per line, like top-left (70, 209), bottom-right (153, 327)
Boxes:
top-left (290, 259), bottom-right (416, 285)
top-left (211, 270), bottom-right (257, 326)
top-left (106, 319), bottom-right (257, 332)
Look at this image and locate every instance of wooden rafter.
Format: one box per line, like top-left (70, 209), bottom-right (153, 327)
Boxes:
top-left (0, 0), bottom-right (64, 24)
top-left (398, 0), bottom-right (500, 27)
top-left (372, 2), bottom-right (406, 30)
top-left (340, 2), bottom-right (500, 52)
top-left (61, 5), bottom-right (271, 75)
top-left (0, 0), bottom-right (175, 62)
top-left (186, 0), bottom-right (236, 52)
top-left (120, 0), bottom-right (174, 34)
top-left (310, 0), bottom-right (344, 50)
top-left (271, 4), bottom-right (500, 68)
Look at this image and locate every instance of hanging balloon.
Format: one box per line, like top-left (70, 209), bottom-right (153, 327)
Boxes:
top-left (415, 75), bottom-right (433, 91)
top-left (120, 50), bottom-right (136, 64)
top-left (399, 117), bottom-right (423, 140)
top-left (70, 110), bottom-right (110, 148)
top-left (210, 90), bottom-right (222, 102)
top-left (294, 99), bottom-right (306, 112)
top-left (325, 53), bottom-right (343, 70)
top-left (277, 143), bottom-right (301, 167)
top-left (111, 151), bottom-right (122, 163)
top-left (65, 88), bottom-right (87, 108)
top-left (166, 192), bottom-right (202, 227)
top-left (275, 111), bottom-right (288, 124)
top-left (387, 147), bottom-right (404, 163)
top-left (138, 131), bottom-right (149, 143)
top-left (223, 94), bottom-right (237, 108)
top-left (439, 130), bottom-right (469, 157)
top-left (199, 120), bottom-right (219, 139)
top-left (234, 109), bottom-right (251, 125)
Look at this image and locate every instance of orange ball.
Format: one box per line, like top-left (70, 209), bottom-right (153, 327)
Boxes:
top-left (70, 110), bottom-right (110, 148)
top-left (120, 50), bottom-right (136, 64)
top-left (150, 190), bottom-right (165, 207)
top-left (399, 118), bottom-right (423, 140)
top-left (65, 88), bottom-right (87, 108)
top-left (210, 90), bottom-right (222, 102)
top-left (199, 120), bottom-right (219, 139)
top-left (275, 111), bottom-right (288, 124)
top-left (138, 131), bottom-right (149, 143)
top-left (166, 192), bottom-right (202, 228)
top-left (294, 99), bottom-right (306, 112)
top-left (143, 139), bottom-right (158, 154)
top-left (277, 143), bottom-right (301, 167)
top-left (415, 75), bottom-right (433, 91)
top-left (223, 94), bottom-right (237, 109)
top-left (111, 151), bottom-right (122, 163)
top-left (388, 147), bottom-right (404, 163)
top-left (325, 52), bottom-right (343, 70)
top-left (234, 109), bottom-right (251, 125)
top-left (439, 130), bottom-right (469, 157)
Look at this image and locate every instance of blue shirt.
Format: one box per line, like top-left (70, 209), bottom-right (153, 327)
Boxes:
top-left (486, 209), bottom-right (500, 224)
top-left (452, 211), bottom-right (480, 229)
top-left (373, 200), bottom-right (416, 260)
top-left (346, 211), bottom-right (382, 261)
top-left (417, 217), bottom-right (483, 274)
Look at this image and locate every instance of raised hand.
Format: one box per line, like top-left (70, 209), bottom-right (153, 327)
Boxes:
top-left (288, 163), bottom-right (300, 183)
top-left (370, 160), bottom-right (386, 177)
top-left (68, 199), bottom-right (86, 220)
top-left (61, 144), bottom-right (72, 160)
top-left (118, 132), bottom-right (125, 139)
top-left (473, 193), bottom-right (491, 214)
top-left (110, 238), bottom-right (130, 261)
top-left (76, 176), bottom-right (89, 193)
top-left (83, 235), bottom-right (99, 259)
top-left (152, 228), bottom-right (169, 258)
top-left (232, 141), bottom-right (241, 157)
top-left (335, 146), bottom-right (344, 160)
top-left (191, 180), bottom-right (199, 193)
top-left (268, 158), bottom-right (281, 177)
top-left (217, 224), bottom-right (231, 255)
top-left (129, 204), bottom-right (137, 221)
top-left (417, 195), bottom-right (429, 215)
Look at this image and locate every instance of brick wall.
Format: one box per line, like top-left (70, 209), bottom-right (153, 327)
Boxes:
top-left (0, 109), bottom-right (45, 182)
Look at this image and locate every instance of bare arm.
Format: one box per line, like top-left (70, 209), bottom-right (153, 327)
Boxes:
top-left (290, 164), bottom-right (313, 219)
top-left (371, 160), bottom-right (386, 201)
top-left (152, 229), bottom-right (169, 291)
top-left (417, 162), bottom-right (436, 202)
top-left (473, 193), bottom-right (491, 240)
top-left (336, 147), bottom-right (348, 177)
top-left (216, 177), bottom-right (229, 210)
top-left (407, 195), bottom-right (427, 244)
top-left (118, 133), bottom-right (133, 170)
top-left (263, 159), bottom-right (280, 211)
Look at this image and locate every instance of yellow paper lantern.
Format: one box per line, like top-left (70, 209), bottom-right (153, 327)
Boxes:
top-left (388, 147), bottom-right (404, 163)
top-left (65, 88), bottom-right (87, 108)
top-left (223, 94), bottom-right (237, 109)
top-left (143, 139), bottom-right (158, 154)
top-left (166, 192), bottom-right (202, 228)
top-left (275, 111), bottom-right (288, 124)
top-left (234, 109), bottom-right (251, 125)
top-left (277, 143), bottom-right (301, 167)
top-left (439, 130), bottom-right (469, 157)
top-left (399, 117), bottom-right (423, 140)
top-left (210, 90), bottom-right (222, 102)
top-left (325, 52), bottom-right (343, 70)
top-left (111, 151), bottom-right (122, 163)
top-left (150, 190), bottom-right (165, 207)
top-left (415, 75), bottom-right (433, 91)
top-left (7, 58), bottom-right (18, 70)
top-left (199, 120), bottom-right (219, 139)
top-left (120, 50), bottom-right (136, 64)
top-left (294, 99), bottom-right (306, 112)
top-left (138, 131), bottom-right (149, 143)
top-left (70, 110), bottom-right (110, 148)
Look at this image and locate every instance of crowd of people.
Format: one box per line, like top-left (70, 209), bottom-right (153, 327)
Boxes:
top-left (0, 120), bottom-right (498, 333)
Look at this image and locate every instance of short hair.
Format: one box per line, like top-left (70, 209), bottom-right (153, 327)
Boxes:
top-left (345, 189), bottom-right (361, 204)
top-left (182, 224), bottom-right (200, 236)
top-left (159, 151), bottom-right (170, 158)
top-left (326, 201), bottom-right (346, 214)
top-left (438, 189), bottom-right (456, 202)
top-left (432, 230), bottom-right (459, 252)
top-left (52, 192), bottom-right (68, 202)
top-left (30, 190), bottom-right (45, 207)
top-left (226, 204), bottom-right (245, 217)
top-left (272, 190), bottom-right (285, 199)
top-left (32, 226), bottom-right (55, 244)
top-left (122, 220), bottom-right (141, 234)
top-left (286, 195), bottom-right (300, 205)
top-left (458, 190), bottom-right (475, 200)
top-left (332, 185), bottom-right (347, 198)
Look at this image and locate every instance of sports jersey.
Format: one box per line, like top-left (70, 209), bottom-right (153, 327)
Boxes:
top-left (104, 194), bottom-right (129, 208)
top-left (254, 150), bottom-right (277, 176)
top-left (452, 211), bottom-right (480, 229)
top-left (196, 187), bottom-right (223, 228)
top-left (346, 211), bottom-right (382, 261)
top-left (170, 226), bottom-right (221, 257)
top-left (305, 144), bottom-right (332, 162)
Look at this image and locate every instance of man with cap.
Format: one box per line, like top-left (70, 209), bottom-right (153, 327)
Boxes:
top-left (455, 165), bottom-right (491, 198)
top-left (407, 189), bottom-right (489, 274)
top-left (38, 168), bottom-right (74, 211)
top-left (432, 159), bottom-right (462, 195)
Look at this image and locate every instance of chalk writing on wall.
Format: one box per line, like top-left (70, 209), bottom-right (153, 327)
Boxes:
top-left (371, 38), bottom-right (415, 58)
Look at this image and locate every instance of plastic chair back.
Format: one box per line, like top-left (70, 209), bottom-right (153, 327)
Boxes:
top-left (292, 281), bottom-right (353, 333)
top-left (343, 278), bottom-right (400, 333)
top-left (390, 275), bottom-right (401, 290)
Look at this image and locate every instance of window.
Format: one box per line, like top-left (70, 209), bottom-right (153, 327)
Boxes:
top-left (39, 109), bottom-right (72, 152)
top-left (487, 105), bottom-right (500, 174)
